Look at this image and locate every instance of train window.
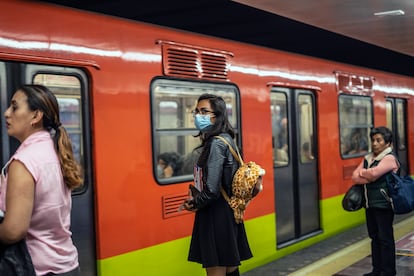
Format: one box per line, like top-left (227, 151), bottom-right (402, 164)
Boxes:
top-left (298, 94), bottom-right (315, 163)
top-left (270, 90), bottom-right (289, 167)
top-left (386, 101), bottom-right (393, 131)
top-left (0, 62), bottom-right (8, 165)
top-left (339, 95), bottom-right (373, 158)
top-left (151, 79), bottom-right (239, 184)
top-left (33, 74), bottom-right (84, 179)
top-left (396, 101), bottom-right (406, 150)
top-left (388, 100), bottom-right (407, 151)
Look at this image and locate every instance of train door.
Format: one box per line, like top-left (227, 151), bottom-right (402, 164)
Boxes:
top-left (22, 64), bottom-right (96, 275)
top-left (386, 98), bottom-right (409, 173)
top-left (271, 87), bottom-right (320, 247)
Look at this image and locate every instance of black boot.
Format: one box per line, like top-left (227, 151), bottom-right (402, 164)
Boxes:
top-left (226, 268), bottom-right (239, 276)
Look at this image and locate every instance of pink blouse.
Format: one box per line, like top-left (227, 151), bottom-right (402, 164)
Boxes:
top-left (0, 131), bottom-right (78, 275)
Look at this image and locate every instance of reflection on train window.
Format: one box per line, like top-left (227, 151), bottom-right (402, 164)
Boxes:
top-left (270, 90), bottom-right (289, 167)
top-left (151, 79), bottom-right (239, 184)
top-left (339, 95), bottom-right (372, 158)
top-left (33, 74), bottom-right (84, 190)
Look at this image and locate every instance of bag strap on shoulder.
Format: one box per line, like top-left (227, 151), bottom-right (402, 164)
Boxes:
top-left (215, 135), bottom-right (244, 165)
top-left (387, 152), bottom-right (402, 176)
top-left (214, 135), bottom-right (242, 204)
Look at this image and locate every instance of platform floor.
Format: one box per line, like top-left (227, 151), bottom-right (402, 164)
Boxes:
top-left (242, 214), bottom-right (414, 276)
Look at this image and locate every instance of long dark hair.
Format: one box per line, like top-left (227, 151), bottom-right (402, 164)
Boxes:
top-left (18, 84), bottom-right (83, 190)
top-left (195, 93), bottom-right (235, 166)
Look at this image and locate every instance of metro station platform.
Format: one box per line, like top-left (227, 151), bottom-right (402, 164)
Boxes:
top-left (242, 214), bottom-right (414, 276)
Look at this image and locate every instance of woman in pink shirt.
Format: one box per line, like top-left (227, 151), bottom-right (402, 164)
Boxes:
top-left (0, 85), bottom-right (83, 275)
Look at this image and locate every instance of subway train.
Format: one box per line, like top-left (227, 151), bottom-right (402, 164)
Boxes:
top-left (1, 1), bottom-right (413, 275)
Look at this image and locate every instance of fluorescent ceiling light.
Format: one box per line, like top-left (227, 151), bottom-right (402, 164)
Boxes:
top-left (374, 10), bottom-right (405, 16)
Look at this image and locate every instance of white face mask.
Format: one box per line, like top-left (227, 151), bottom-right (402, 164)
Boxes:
top-left (157, 165), bottom-right (164, 177)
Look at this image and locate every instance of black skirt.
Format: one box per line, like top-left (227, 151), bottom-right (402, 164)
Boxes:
top-left (188, 196), bottom-right (253, 268)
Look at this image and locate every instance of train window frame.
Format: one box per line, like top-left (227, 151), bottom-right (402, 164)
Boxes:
top-left (0, 62), bottom-right (8, 165)
top-left (270, 89), bottom-right (289, 167)
top-left (338, 94), bottom-right (373, 159)
top-left (297, 93), bottom-right (315, 164)
top-left (386, 100), bottom-right (393, 131)
top-left (386, 99), bottom-right (407, 151)
top-left (31, 72), bottom-right (88, 195)
top-left (395, 100), bottom-right (407, 151)
top-left (150, 78), bottom-right (240, 185)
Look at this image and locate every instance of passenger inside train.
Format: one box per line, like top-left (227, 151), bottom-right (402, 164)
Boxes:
top-left (345, 128), bottom-right (369, 155)
top-left (157, 152), bottom-right (184, 178)
top-left (301, 141), bottom-right (314, 162)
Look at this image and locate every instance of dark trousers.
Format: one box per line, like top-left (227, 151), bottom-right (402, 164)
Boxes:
top-left (365, 208), bottom-right (396, 276)
top-left (46, 266), bottom-right (81, 276)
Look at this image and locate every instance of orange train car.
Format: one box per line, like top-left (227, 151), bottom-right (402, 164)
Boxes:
top-left (0, 1), bottom-right (413, 275)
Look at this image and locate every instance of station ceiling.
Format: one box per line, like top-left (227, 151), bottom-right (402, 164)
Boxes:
top-left (40, 0), bottom-right (414, 77)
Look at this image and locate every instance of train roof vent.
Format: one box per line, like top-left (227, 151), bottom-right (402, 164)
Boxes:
top-left (201, 53), bottom-right (228, 80)
top-left (162, 193), bottom-right (189, 219)
top-left (158, 40), bottom-right (233, 81)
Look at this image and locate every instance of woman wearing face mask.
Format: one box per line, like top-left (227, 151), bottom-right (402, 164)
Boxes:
top-left (183, 94), bottom-right (252, 276)
top-left (351, 126), bottom-right (399, 276)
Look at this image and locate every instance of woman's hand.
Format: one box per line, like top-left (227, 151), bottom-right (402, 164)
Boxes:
top-left (183, 199), bottom-right (197, 212)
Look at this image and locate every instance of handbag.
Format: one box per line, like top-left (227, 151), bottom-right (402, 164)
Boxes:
top-left (342, 184), bottom-right (364, 211)
top-left (0, 215), bottom-right (36, 276)
top-left (382, 172), bottom-right (414, 214)
top-left (0, 240), bottom-right (36, 276)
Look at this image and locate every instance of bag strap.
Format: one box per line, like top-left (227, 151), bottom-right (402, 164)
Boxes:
top-left (388, 152), bottom-right (404, 176)
top-left (214, 135), bottom-right (243, 204)
top-left (215, 136), bottom-right (244, 165)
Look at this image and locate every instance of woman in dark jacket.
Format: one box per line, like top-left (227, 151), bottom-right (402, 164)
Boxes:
top-left (351, 126), bottom-right (399, 276)
top-left (183, 94), bottom-right (252, 276)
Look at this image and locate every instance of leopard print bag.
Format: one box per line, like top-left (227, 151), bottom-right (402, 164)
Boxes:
top-left (215, 136), bottom-right (265, 223)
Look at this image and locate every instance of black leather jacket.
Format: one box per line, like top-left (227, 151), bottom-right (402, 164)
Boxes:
top-left (191, 133), bottom-right (239, 210)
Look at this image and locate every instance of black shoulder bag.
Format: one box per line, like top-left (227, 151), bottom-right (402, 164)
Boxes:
top-left (0, 215), bottom-right (36, 276)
